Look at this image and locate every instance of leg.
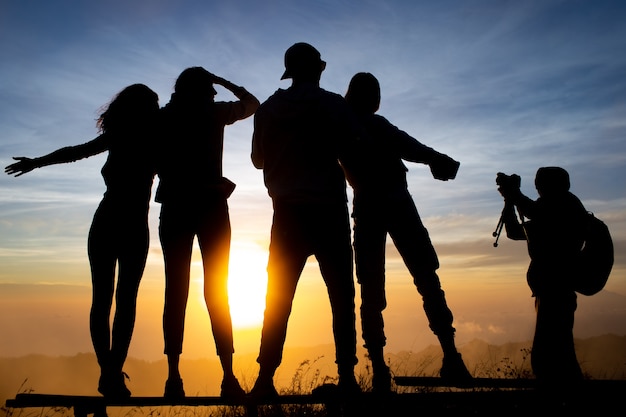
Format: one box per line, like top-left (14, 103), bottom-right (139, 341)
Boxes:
top-left (314, 203), bottom-right (359, 393)
top-left (89, 199), bottom-right (136, 398)
top-left (110, 218), bottom-right (149, 373)
top-left (196, 200), bottom-right (244, 400)
top-left (532, 292), bottom-right (583, 386)
top-left (250, 204), bottom-right (308, 400)
top-left (352, 205), bottom-right (391, 391)
top-left (388, 195), bottom-right (471, 383)
top-left (387, 196), bottom-right (454, 345)
top-left (88, 229), bottom-right (116, 368)
top-left (197, 201), bottom-right (234, 361)
top-left (159, 204), bottom-right (194, 398)
top-left (88, 212), bottom-right (117, 392)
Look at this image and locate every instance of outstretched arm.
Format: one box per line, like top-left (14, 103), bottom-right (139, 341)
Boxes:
top-left (383, 116), bottom-right (459, 181)
top-left (5, 157), bottom-right (39, 177)
top-left (5, 134), bottom-right (109, 177)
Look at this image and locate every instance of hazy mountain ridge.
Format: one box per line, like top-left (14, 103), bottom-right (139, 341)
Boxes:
top-left (2, 334), bottom-right (625, 406)
top-left (388, 334), bottom-right (626, 380)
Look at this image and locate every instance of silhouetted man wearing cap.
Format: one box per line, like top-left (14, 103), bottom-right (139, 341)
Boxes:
top-left (249, 42), bottom-right (361, 400)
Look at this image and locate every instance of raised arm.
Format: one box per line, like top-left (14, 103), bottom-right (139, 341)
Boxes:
top-left (5, 134), bottom-right (109, 177)
top-left (209, 72), bottom-right (260, 118)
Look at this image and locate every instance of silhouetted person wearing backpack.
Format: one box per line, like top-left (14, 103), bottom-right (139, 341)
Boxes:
top-left (342, 72), bottom-right (472, 393)
top-left (5, 84), bottom-right (160, 399)
top-left (497, 167), bottom-right (586, 388)
top-left (156, 67), bottom-right (259, 400)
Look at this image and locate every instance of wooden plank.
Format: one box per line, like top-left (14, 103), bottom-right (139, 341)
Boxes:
top-left (6, 387), bottom-right (625, 417)
top-left (5, 392), bottom-right (329, 408)
top-left (5, 393), bottom-right (327, 417)
top-left (393, 376), bottom-right (626, 390)
top-left (394, 376), bottom-right (537, 388)
top-left (0, 391), bottom-right (557, 417)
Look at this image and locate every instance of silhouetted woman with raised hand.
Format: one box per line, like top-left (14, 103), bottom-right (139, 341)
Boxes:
top-left (5, 84), bottom-right (160, 399)
top-left (155, 67), bottom-right (259, 401)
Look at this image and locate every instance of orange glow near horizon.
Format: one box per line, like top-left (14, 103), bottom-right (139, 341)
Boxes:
top-left (227, 243), bottom-right (268, 329)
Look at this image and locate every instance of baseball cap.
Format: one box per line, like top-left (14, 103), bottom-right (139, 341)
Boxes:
top-left (281, 42), bottom-right (326, 80)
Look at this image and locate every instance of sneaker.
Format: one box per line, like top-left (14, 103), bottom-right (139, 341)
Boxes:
top-left (98, 371), bottom-right (131, 399)
top-left (164, 376), bottom-right (185, 399)
top-left (247, 379), bottom-right (278, 403)
top-left (220, 376), bottom-right (246, 402)
top-left (440, 353), bottom-right (473, 387)
top-left (372, 366), bottom-right (392, 394)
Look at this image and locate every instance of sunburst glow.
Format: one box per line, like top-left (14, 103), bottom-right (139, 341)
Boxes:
top-left (227, 242), bottom-right (269, 328)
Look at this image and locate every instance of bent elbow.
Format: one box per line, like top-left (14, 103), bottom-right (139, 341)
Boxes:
top-left (251, 154), bottom-right (264, 169)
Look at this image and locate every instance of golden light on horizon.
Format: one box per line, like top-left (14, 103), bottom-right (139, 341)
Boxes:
top-left (227, 242), bottom-right (268, 329)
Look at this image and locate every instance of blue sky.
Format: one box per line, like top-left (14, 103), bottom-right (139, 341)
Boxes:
top-left (1, 0), bottom-right (625, 358)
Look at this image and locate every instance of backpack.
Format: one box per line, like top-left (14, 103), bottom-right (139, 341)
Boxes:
top-left (573, 212), bottom-right (614, 296)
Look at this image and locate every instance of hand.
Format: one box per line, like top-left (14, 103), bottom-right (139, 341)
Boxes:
top-left (5, 157), bottom-right (37, 177)
top-left (429, 153), bottom-right (460, 181)
top-left (206, 72), bottom-right (242, 92)
top-left (207, 71), bottom-right (226, 86)
top-left (496, 172), bottom-right (521, 200)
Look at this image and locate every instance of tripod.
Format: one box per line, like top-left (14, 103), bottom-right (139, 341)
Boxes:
top-left (493, 201), bottom-right (521, 247)
top-left (492, 208), bottom-right (505, 247)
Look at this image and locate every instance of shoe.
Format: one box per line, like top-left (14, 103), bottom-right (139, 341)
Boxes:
top-left (220, 376), bottom-right (246, 402)
top-left (247, 378), bottom-right (278, 403)
top-left (98, 371), bottom-right (131, 399)
top-left (164, 376), bottom-right (185, 399)
top-left (338, 374), bottom-right (361, 397)
top-left (372, 365), bottom-right (392, 394)
top-left (440, 353), bottom-right (473, 387)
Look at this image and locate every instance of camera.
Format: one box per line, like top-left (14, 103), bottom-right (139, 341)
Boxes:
top-left (496, 172), bottom-right (521, 189)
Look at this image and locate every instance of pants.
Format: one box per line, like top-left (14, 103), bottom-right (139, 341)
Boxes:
top-left (353, 191), bottom-right (454, 350)
top-left (159, 198), bottom-right (234, 357)
top-left (531, 291), bottom-right (583, 383)
top-left (88, 197), bottom-right (149, 371)
top-left (257, 200), bottom-right (357, 372)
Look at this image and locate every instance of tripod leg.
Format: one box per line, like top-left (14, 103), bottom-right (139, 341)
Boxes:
top-left (493, 212), bottom-right (505, 247)
top-left (492, 216), bottom-right (503, 237)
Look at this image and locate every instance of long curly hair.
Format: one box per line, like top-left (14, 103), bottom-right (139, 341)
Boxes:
top-left (97, 84), bottom-right (159, 133)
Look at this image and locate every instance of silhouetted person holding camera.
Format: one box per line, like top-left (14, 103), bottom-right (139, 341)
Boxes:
top-left (497, 167), bottom-right (586, 388)
top-left (155, 67), bottom-right (259, 400)
top-left (5, 84), bottom-right (160, 399)
top-left (342, 72), bottom-right (472, 392)
top-left (249, 43), bottom-right (362, 400)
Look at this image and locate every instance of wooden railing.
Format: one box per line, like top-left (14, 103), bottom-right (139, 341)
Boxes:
top-left (6, 378), bottom-right (625, 417)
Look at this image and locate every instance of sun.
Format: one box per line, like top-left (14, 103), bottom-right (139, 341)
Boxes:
top-left (227, 242), bottom-right (269, 329)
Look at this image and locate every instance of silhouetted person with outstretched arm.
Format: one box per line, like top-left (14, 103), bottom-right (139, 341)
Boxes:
top-left (249, 42), bottom-right (362, 401)
top-left (497, 167), bottom-right (586, 388)
top-left (5, 84), bottom-right (160, 399)
top-left (342, 72), bottom-right (472, 393)
top-left (155, 67), bottom-right (259, 401)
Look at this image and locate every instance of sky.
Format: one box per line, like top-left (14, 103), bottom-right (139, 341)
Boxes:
top-left (1, 0), bottom-right (625, 364)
